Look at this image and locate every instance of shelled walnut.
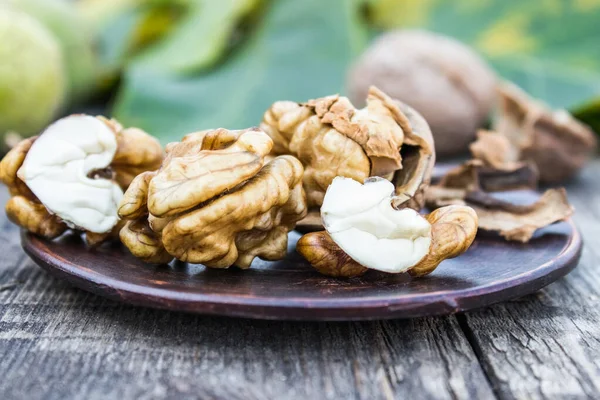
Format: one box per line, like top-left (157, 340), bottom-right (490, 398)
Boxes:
top-left (118, 127), bottom-right (308, 268)
top-left (0, 115), bottom-right (163, 245)
top-left (261, 86), bottom-right (434, 230)
top-left (297, 177), bottom-right (478, 278)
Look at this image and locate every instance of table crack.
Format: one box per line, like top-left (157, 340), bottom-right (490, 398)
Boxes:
top-left (456, 313), bottom-right (504, 400)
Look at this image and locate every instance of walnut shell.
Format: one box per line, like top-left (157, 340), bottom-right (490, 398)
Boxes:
top-left (261, 86), bottom-right (434, 229)
top-left (118, 127), bottom-right (308, 268)
top-left (494, 82), bottom-right (597, 183)
top-left (347, 30), bottom-right (497, 157)
top-left (425, 160), bottom-right (574, 243)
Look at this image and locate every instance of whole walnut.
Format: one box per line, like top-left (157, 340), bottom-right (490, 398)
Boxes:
top-left (0, 6), bottom-right (65, 140)
top-left (261, 86), bottom-right (435, 230)
top-left (347, 30), bottom-right (497, 157)
top-left (118, 127), bottom-right (307, 268)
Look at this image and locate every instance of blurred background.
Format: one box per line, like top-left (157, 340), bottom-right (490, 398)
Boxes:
top-left (1, 0), bottom-right (599, 155)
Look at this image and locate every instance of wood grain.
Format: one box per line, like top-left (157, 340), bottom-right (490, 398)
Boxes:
top-left (0, 227), bottom-right (492, 399)
top-left (458, 160), bottom-right (600, 399)
top-left (1, 160), bottom-right (600, 399)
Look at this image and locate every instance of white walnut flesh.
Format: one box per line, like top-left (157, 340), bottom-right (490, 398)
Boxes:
top-left (321, 177), bottom-right (432, 273)
top-left (17, 115), bottom-right (123, 233)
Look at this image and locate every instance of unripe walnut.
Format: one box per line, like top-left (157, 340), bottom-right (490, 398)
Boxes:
top-left (347, 30), bottom-right (497, 157)
top-left (0, 7), bottom-right (65, 139)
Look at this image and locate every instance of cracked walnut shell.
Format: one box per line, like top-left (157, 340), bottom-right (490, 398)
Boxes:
top-left (0, 115), bottom-right (163, 244)
top-left (118, 127), bottom-right (308, 268)
top-left (261, 86), bottom-right (434, 229)
top-left (494, 81), bottom-right (597, 183)
top-left (425, 157), bottom-right (574, 243)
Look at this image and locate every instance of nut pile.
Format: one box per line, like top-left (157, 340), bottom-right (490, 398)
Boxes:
top-left (0, 84), bottom-right (587, 279)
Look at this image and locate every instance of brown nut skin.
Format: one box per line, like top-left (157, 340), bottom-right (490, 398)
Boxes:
top-left (409, 205), bottom-right (478, 277)
top-left (118, 171), bottom-right (171, 263)
top-left (118, 128), bottom-right (308, 268)
top-left (5, 195), bottom-right (66, 239)
top-left (261, 86), bottom-right (435, 229)
top-left (347, 30), bottom-right (497, 157)
top-left (495, 82), bottom-right (597, 184)
top-left (103, 117), bottom-right (164, 189)
top-left (119, 218), bottom-right (173, 264)
top-left (0, 116), bottom-right (163, 244)
top-left (297, 231), bottom-right (368, 278)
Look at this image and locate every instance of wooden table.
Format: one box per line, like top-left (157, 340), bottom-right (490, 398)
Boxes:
top-left (0, 161), bottom-right (599, 400)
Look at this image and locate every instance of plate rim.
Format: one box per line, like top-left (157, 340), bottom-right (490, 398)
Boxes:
top-left (21, 221), bottom-right (582, 321)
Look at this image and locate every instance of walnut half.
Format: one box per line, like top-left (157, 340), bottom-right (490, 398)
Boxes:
top-left (118, 127), bottom-right (308, 268)
top-left (297, 177), bottom-right (477, 278)
top-left (0, 115), bottom-right (163, 244)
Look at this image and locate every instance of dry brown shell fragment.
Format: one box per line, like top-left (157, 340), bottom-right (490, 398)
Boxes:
top-left (118, 127), bottom-right (308, 268)
top-left (469, 130), bottom-right (521, 171)
top-left (428, 159), bottom-right (539, 204)
top-left (261, 86), bottom-right (434, 230)
top-left (0, 115), bottom-right (163, 244)
top-left (466, 188), bottom-right (573, 243)
top-left (494, 81), bottom-right (597, 183)
top-left (426, 161), bottom-right (574, 242)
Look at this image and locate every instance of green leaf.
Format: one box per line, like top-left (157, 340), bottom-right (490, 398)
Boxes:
top-left (367, 0), bottom-right (600, 110)
top-left (77, 0), bottom-right (144, 31)
top-left (132, 0), bottom-right (262, 73)
top-left (113, 0), bottom-right (369, 143)
top-left (12, 0), bottom-right (99, 102)
top-left (95, 7), bottom-right (142, 74)
top-left (573, 99), bottom-right (600, 135)
top-left (95, 1), bottom-right (186, 76)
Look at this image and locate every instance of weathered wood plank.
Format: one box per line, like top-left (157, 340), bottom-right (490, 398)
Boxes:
top-left (0, 274), bottom-right (493, 399)
top-left (0, 190), bottom-right (493, 400)
top-left (460, 160), bottom-right (600, 399)
top-left (2, 152), bottom-right (600, 400)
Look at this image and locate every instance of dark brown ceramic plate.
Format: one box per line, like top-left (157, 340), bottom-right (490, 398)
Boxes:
top-left (21, 190), bottom-right (582, 321)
